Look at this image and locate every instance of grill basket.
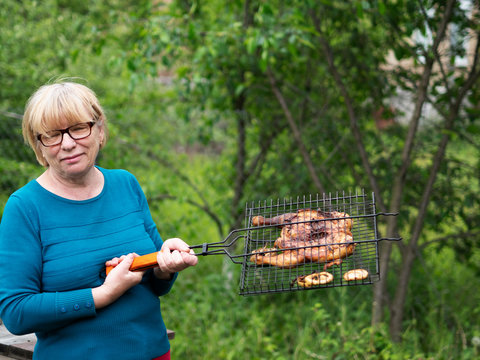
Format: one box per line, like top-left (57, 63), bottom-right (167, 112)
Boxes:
top-left (191, 190), bottom-right (400, 295)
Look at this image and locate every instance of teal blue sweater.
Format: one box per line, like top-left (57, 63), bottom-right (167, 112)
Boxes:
top-left (0, 167), bottom-right (177, 360)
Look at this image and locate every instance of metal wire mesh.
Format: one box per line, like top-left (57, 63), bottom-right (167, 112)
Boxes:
top-left (237, 190), bottom-right (381, 295)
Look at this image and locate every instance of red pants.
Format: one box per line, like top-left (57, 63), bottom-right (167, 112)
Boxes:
top-left (153, 349), bottom-right (171, 360)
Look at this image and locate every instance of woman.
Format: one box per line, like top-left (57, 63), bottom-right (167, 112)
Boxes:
top-left (0, 81), bottom-right (198, 360)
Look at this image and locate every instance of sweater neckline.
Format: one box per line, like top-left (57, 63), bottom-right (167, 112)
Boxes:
top-left (33, 166), bottom-right (107, 204)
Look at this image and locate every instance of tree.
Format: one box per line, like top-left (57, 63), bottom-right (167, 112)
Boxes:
top-left (374, 0), bottom-right (480, 340)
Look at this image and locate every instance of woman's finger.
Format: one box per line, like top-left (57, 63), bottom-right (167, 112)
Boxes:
top-left (180, 251), bottom-right (198, 266)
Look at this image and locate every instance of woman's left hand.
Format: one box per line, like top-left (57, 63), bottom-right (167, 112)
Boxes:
top-left (154, 238), bottom-right (198, 280)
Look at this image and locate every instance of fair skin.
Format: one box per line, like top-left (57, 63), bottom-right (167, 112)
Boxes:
top-left (97, 238), bottom-right (198, 309)
top-left (36, 119), bottom-right (105, 200)
top-left (36, 119), bottom-right (198, 309)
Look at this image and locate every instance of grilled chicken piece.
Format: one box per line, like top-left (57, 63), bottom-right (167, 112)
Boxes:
top-left (250, 247), bottom-right (305, 268)
top-left (253, 210), bottom-right (352, 248)
top-left (249, 241), bottom-right (355, 270)
top-left (250, 209), bottom-right (355, 268)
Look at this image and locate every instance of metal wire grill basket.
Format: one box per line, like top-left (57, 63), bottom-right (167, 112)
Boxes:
top-left (230, 190), bottom-right (400, 295)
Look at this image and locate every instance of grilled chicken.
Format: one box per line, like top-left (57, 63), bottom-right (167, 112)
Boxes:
top-left (250, 209), bottom-right (355, 268)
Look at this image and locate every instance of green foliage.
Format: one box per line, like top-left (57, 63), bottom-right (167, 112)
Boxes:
top-left (1, 0), bottom-right (480, 358)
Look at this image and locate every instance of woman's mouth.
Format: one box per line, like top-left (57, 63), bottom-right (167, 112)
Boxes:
top-left (62, 154), bottom-right (83, 163)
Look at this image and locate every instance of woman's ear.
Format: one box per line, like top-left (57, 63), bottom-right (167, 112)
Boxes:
top-left (98, 123), bottom-right (105, 148)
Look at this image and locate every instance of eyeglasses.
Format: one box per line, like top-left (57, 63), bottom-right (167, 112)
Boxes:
top-left (37, 122), bottom-right (96, 147)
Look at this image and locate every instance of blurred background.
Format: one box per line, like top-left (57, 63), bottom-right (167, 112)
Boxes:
top-left (1, 1), bottom-right (479, 358)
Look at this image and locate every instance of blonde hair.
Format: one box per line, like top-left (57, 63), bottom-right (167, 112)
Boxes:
top-left (22, 81), bottom-right (108, 167)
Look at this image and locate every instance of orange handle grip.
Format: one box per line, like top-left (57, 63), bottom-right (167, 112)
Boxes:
top-left (105, 251), bottom-right (159, 276)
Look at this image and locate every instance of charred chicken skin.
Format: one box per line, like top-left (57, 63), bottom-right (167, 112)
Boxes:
top-left (250, 209), bottom-right (355, 268)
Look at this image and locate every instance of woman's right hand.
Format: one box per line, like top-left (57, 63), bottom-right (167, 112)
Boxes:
top-left (92, 253), bottom-right (146, 309)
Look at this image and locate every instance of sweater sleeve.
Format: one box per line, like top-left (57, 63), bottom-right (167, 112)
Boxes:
top-left (0, 195), bottom-right (96, 335)
top-left (132, 176), bottom-right (177, 296)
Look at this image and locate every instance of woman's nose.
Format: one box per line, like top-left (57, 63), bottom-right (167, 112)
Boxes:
top-left (60, 132), bottom-right (77, 148)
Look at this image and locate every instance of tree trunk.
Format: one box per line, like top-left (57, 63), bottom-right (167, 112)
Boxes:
top-left (230, 100), bottom-right (247, 230)
top-left (390, 116), bottom-right (453, 341)
top-left (373, 0), bottom-right (456, 329)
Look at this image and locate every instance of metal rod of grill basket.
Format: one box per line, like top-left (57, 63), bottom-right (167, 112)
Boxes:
top-left (105, 191), bottom-right (402, 295)
top-left (189, 229), bottom-right (251, 263)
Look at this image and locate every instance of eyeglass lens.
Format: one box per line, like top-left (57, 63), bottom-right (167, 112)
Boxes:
top-left (38, 122), bottom-right (95, 147)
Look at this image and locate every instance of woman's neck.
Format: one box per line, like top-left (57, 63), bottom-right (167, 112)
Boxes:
top-left (37, 166), bottom-right (104, 200)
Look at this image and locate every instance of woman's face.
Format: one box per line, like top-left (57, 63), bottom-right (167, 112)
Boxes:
top-left (39, 120), bottom-right (104, 181)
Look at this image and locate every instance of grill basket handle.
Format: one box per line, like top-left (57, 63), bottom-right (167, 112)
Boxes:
top-left (105, 252), bottom-right (160, 275)
top-left (105, 239), bottom-right (234, 275)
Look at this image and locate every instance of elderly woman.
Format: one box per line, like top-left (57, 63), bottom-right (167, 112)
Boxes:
top-left (0, 81), bottom-right (198, 360)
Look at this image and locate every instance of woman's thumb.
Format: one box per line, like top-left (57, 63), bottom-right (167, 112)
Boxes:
top-left (118, 253), bottom-right (135, 269)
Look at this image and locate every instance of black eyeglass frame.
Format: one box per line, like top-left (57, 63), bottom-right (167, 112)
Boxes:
top-left (37, 121), bottom-right (96, 147)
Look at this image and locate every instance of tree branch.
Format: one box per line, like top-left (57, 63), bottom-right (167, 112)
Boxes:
top-left (266, 68), bottom-right (327, 194)
top-left (115, 137), bottom-right (224, 238)
top-left (419, 230), bottom-right (480, 251)
top-left (417, 0), bottom-right (453, 99)
top-left (0, 110), bottom-right (23, 120)
top-left (148, 193), bottom-right (224, 240)
top-left (309, 11), bottom-right (386, 212)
